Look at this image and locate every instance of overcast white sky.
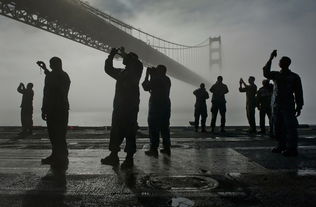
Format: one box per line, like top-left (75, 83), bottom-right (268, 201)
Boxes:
top-left (0, 0), bottom-right (316, 126)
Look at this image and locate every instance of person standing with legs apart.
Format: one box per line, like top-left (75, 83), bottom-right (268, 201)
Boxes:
top-left (210, 76), bottom-right (229, 133)
top-left (37, 57), bottom-right (71, 169)
top-left (17, 82), bottom-right (34, 136)
top-left (142, 65), bottom-right (171, 157)
top-left (239, 76), bottom-right (257, 133)
top-left (256, 79), bottom-right (273, 135)
top-left (193, 83), bottom-right (209, 132)
top-left (101, 47), bottom-right (143, 169)
top-left (263, 50), bottom-right (303, 156)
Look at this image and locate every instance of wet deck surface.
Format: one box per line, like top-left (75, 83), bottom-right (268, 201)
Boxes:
top-left (0, 126), bottom-right (316, 207)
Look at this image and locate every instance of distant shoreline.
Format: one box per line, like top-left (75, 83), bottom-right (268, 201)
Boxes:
top-left (0, 125), bottom-right (312, 130)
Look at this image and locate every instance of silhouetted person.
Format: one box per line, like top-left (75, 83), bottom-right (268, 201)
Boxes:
top-left (239, 76), bottom-right (257, 133)
top-left (263, 50), bottom-right (303, 156)
top-left (193, 83), bottom-right (209, 132)
top-left (256, 79), bottom-right (273, 135)
top-left (142, 65), bottom-right (171, 157)
top-left (101, 47), bottom-right (143, 169)
top-left (17, 82), bottom-right (34, 136)
top-left (210, 76), bottom-right (229, 133)
top-left (37, 57), bottom-right (71, 168)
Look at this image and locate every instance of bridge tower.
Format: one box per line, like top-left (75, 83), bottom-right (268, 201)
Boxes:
top-left (0, 0), bottom-right (218, 86)
top-left (209, 36), bottom-right (222, 73)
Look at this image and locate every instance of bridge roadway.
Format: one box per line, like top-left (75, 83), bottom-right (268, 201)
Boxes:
top-left (0, 126), bottom-right (316, 206)
top-left (0, 0), bottom-right (209, 86)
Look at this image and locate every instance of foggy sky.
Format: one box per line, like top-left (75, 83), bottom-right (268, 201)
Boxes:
top-left (0, 0), bottom-right (316, 126)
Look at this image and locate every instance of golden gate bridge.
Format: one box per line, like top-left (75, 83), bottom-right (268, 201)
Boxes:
top-left (0, 0), bottom-right (222, 86)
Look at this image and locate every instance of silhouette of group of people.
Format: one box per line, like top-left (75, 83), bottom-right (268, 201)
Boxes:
top-left (193, 50), bottom-right (303, 156)
top-left (17, 49), bottom-right (303, 170)
top-left (193, 76), bottom-right (229, 133)
top-left (17, 58), bottom-right (71, 169)
top-left (20, 47), bottom-right (170, 170)
top-left (99, 47), bottom-right (171, 169)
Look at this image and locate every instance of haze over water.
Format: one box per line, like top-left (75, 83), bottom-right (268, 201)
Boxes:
top-left (1, 0), bottom-right (316, 126)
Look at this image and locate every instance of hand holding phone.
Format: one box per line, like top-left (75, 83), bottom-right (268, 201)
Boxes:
top-left (271, 50), bottom-right (277, 59)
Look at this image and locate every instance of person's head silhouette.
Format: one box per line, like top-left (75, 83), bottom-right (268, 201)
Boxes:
top-left (200, 83), bottom-right (205, 89)
top-left (123, 52), bottom-right (138, 66)
top-left (279, 56), bottom-right (291, 69)
top-left (217, 76), bottom-right (223, 83)
top-left (248, 76), bottom-right (255, 84)
top-left (262, 79), bottom-right (270, 87)
top-left (157, 65), bottom-right (167, 76)
top-left (27, 83), bottom-right (33, 90)
top-left (50, 57), bottom-right (62, 71)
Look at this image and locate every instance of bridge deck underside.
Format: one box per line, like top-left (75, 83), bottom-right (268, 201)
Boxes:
top-left (0, 0), bottom-right (209, 86)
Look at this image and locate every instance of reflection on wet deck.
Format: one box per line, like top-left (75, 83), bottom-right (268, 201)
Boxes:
top-left (0, 148), bottom-right (267, 175)
top-left (0, 127), bottom-right (315, 206)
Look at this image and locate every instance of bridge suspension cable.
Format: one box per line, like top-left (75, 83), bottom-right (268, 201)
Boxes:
top-left (0, 0), bottom-right (221, 86)
top-left (80, 1), bottom-right (213, 67)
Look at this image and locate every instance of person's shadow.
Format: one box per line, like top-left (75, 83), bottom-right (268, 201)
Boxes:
top-left (112, 159), bottom-right (174, 207)
top-left (22, 167), bottom-right (68, 207)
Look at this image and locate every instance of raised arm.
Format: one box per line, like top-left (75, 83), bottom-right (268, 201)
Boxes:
top-left (263, 50), bottom-right (278, 80)
top-left (104, 48), bottom-right (123, 80)
top-left (142, 68), bottom-right (151, 92)
top-left (17, 83), bottom-right (25, 94)
top-left (36, 61), bottom-right (50, 75)
top-left (239, 79), bottom-right (247, 92)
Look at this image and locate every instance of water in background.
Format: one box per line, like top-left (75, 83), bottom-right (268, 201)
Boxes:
top-left (2, 107), bottom-right (314, 127)
top-left (68, 109), bottom-right (196, 126)
top-left (62, 108), bottom-right (316, 127)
